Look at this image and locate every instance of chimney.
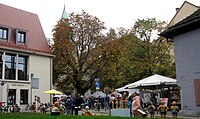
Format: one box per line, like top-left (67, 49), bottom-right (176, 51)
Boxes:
top-left (176, 8), bottom-right (180, 12)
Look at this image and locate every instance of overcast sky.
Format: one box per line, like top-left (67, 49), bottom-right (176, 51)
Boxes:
top-left (1, 0), bottom-right (200, 38)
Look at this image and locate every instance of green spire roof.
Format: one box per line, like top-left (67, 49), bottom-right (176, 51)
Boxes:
top-left (61, 4), bottom-right (68, 19)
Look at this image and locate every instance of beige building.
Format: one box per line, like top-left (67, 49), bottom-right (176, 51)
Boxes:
top-left (167, 1), bottom-right (199, 57)
top-left (0, 3), bottom-right (53, 110)
top-left (169, 1), bottom-right (199, 27)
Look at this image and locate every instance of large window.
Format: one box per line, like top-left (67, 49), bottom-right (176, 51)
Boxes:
top-left (20, 90), bottom-right (28, 105)
top-left (5, 54), bottom-right (16, 80)
top-left (0, 52), bottom-right (2, 79)
top-left (0, 27), bottom-right (8, 40)
top-left (18, 56), bottom-right (27, 81)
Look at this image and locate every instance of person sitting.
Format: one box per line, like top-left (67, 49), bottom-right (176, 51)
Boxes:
top-left (50, 102), bottom-right (60, 116)
top-left (82, 106), bottom-right (93, 116)
top-left (14, 104), bottom-right (20, 112)
top-left (170, 101), bottom-right (179, 118)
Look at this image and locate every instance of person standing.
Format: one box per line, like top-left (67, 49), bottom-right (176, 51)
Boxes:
top-left (147, 102), bottom-right (156, 118)
top-left (65, 96), bottom-right (73, 115)
top-left (170, 101), bottom-right (179, 118)
top-left (157, 101), bottom-right (169, 118)
top-left (132, 92), bottom-right (141, 117)
top-left (74, 94), bottom-right (84, 115)
top-left (104, 95), bottom-right (110, 111)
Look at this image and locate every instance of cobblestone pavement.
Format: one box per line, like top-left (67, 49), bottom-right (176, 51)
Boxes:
top-left (91, 109), bottom-right (200, 119)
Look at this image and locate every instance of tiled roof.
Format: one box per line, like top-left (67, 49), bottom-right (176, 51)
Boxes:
top-left (160, 8), bottom-right (200, 39)
top-left (0, 3), bottom-right (52, 55)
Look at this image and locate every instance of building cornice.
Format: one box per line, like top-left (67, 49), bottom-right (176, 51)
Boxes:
top-left (0, 46), bottom-right (54, 57)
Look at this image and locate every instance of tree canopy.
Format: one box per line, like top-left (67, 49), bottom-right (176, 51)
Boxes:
top-left (52, 11), bottom-right (111, 94)
top-left (52, 13), bottom-right (175, 94)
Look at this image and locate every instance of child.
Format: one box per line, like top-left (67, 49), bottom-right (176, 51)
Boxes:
top-left (157, 101), bottom-right (169, 118)
top-left (82, 106), bottom-right (93, 116)
top-left (50, 102), bottom-right (60, 116)
top-left (170, 101), bottom-right (179, 118)
top-left (147, 102), bottom-right (156, 118)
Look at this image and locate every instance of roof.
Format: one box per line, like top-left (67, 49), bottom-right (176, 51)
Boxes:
top-left (61, 4), bottom-right (68, 19)
top-left (0, 3), bottom-right (52, 56)
top-left (160, 8), bottom-right (200, 39)
top-left (169, 1), bottom-right (199, 26)
top-left (128, 74), bottom-right (177, 88)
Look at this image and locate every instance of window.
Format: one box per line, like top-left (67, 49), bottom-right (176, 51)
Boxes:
top-left (20, 90), bottom-right (28, 105)
top-left (5, 54), bottom-right (16, 80)
top-left (17, 31), bottom-right (26, 43)
top-left (18, 56), bottom-right (27, 81)
top-left (0, 52), bottom-right (2, 79)
top-left (0, 27), bottom-right (8, 40)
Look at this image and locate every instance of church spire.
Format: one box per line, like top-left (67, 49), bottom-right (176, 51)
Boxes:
top-left (61, 4), bottom-right (68, 19)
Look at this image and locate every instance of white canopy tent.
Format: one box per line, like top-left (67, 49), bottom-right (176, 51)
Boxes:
top-left (91, 91), bottom-right (106, 98)
top-left (127, 74), bottom-right (177, 89)
top-left (115, 84), bottom-right (139, 97)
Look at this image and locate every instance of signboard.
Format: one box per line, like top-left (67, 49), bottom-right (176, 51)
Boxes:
top-left (31, 78), bottom-right (39, 89)
top-left (161, 98), bottom-right (168, 106)
top-left (95, 82), bottom-right (100, 90)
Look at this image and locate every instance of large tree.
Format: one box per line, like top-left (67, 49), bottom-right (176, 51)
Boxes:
top-left (52, 11), bottom-right (108, 95)
top-left (99, 18), bottom-right (175, 89)
top-left (129, 18), bottom-right (175, 77)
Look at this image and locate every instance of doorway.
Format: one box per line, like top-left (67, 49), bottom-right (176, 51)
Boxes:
top-left (7, 89), bottom-right (16, 105)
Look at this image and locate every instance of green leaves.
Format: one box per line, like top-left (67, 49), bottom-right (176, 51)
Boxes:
top-left (52, 15), bottom-right (175, 94)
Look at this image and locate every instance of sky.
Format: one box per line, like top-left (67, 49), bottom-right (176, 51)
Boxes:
top-left (1, 0), bottom-right (200, 39)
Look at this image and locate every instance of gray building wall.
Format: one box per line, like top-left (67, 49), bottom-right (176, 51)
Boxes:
top-left (174, 28), bottom-right (200, 115)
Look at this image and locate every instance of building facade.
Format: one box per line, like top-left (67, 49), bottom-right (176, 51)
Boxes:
top-left (161, 9), bottom-right (200, 115)
top-left (0, 3), bottom-right (53, 110)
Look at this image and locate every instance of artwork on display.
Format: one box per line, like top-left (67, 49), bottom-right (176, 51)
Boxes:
top-left (160, 98), bottom-right (168, 106)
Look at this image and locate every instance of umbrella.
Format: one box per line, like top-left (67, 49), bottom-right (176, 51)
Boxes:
top-left (43, 89), bottom-right (63, 95)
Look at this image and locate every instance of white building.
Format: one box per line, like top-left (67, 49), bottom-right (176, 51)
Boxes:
top-left (161, 7), bottom-right (200, 116)
top-left (0, 3), bottom-right (53, 110)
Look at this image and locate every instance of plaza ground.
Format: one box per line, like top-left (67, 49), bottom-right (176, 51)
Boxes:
top-left (91, 109), bottom-right (200, 119)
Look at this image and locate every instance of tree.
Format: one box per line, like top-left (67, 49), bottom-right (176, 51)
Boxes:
top-left (100, 18), bottom-right (175, 89)
top-left (132, 18), bottom-right (167, 42)
top-left (129, 18), bottom-right (175, 77)
top-left (52, 11), bottom-right (108, 95)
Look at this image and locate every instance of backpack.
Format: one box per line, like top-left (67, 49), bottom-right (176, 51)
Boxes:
top-left (149, 106), bottom-right (154, 113)
top-left (65, 100), bottom-right (72, 109)
top-left (105, 96), bottom-right (109, 101)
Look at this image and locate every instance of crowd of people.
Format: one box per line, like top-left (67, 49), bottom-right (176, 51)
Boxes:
top-left (129, 91), bottom-right (180, 118)
top-left (0, 103), bottom-right (20, 113)
top-left (0, 91), bottom-right (179, 118)
top-left (28, 91), bottom-right (179, 118)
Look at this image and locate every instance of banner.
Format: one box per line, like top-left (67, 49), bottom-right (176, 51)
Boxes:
top-left (161, 98), bottom-right (168, 106)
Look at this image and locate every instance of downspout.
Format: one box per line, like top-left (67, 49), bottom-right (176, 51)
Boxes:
top-left (50, 57), bottom-right (53, 104)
